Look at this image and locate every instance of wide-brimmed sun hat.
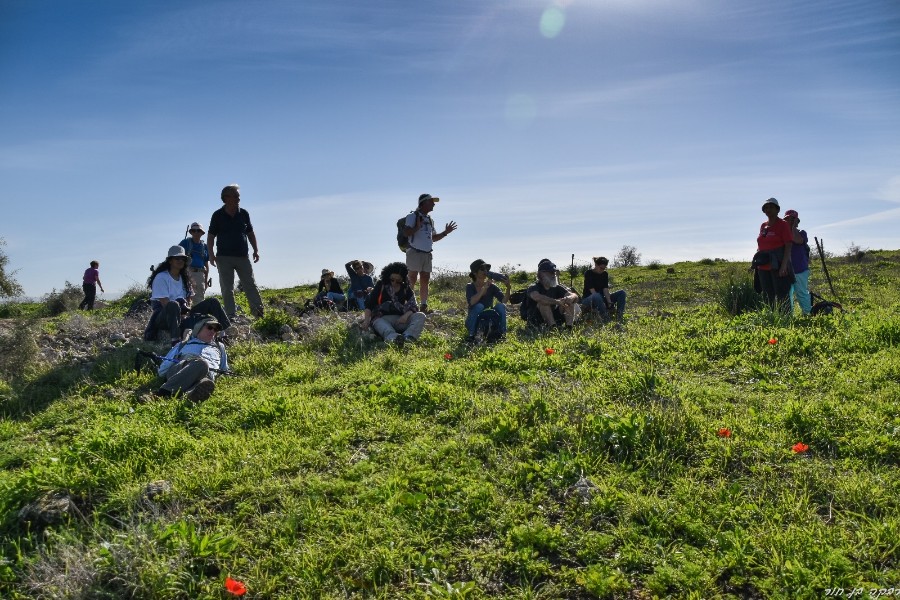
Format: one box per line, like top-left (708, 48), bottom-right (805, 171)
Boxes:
top-left (762, 197), bottom-right (780, 211)
top-left (167, 245), bottom-right (188, 260)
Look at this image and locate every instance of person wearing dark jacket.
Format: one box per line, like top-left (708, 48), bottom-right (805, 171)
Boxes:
top-left (360, 262), bottom-right (426, 346)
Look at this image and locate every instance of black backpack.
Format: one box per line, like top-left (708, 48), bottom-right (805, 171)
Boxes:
top-left (475, 308), bottom-right (502, 343)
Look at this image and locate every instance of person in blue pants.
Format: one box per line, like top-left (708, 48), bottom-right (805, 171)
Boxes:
top-left (465, 259), bottom-right (510, 342)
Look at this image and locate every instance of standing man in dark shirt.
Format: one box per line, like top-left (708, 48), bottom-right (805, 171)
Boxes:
top-left (581, 256), bottom-right (627, 323)
top-left (207, 183), bottom-right (264, 319)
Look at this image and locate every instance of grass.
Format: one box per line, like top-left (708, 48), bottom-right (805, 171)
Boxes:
top-left (1, 252), bottom-right (899, 598)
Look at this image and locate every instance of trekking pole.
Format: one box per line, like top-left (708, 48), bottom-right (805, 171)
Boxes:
top-left (570, 253), bottom-right (575, 288)
top-left (814, 237), bottom-right (840, 301)
top-left (135, 349), bottom-right (241, 377)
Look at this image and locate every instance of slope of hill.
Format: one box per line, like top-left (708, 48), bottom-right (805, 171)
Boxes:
top-left (1, 252), bottom-right (899, 599)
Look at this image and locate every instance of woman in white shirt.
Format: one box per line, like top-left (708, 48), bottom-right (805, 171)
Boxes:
top-left (143, 246), bottom-right (231, 345)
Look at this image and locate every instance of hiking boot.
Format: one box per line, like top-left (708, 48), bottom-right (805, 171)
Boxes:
top-left (419, 303), bottom-right (429, 314)
top-left (155, 388), bottom-right (172, 398)
top-left (393, 335), bottom-right (405, 349)
top-left (187, 379), bottom-right (215, 402)
top-left (465, 335), bottom-right (476, 344)
top-left (403, 335), bottom-right (416, 345)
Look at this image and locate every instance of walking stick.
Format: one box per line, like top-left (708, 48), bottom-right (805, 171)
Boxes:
top-left (814, 237), bottom-right (840, 301)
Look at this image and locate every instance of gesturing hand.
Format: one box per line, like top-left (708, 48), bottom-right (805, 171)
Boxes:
top-left (443, 221), bottom-right (458, 235)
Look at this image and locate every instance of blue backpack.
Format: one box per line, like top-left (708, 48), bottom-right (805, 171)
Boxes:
top-left (475, 308), bottom-right (502, 343)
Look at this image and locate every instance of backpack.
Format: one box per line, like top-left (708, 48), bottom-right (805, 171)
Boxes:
top-left (475, 308), bottom-right (502, 343)
top-left (396, 211), bottom-right (432, 253)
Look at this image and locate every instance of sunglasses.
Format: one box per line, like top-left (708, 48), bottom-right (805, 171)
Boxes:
top-left (171, 257), bottom-right (187, 261)
top-left (204, 324), bottom-right (219, 331)
top-left (189, 229), bottom-right (202, 233)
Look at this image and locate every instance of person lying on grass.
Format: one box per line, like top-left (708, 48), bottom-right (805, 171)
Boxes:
top-left (156, 316), bottom-right (228, 402)
top-left (360, 261), bottom-right (426, 348)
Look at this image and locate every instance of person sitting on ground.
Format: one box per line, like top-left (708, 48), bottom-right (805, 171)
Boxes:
top-left (581, 256), bottom-right (627, 323)
top-left (79, 260), bottom-right (104, 311)
top-left (143, 245), bottom-right (231, 345)
top-left (316, 268), bottom-right (346, 307)
top-left (179, 221), bottom-right (210, 302)
top-left (345, 260), bottom-right (375, 310)
top-left (465, 259), bottom-right (510, 342)
top-left (360, 261), bottom-right (426, 347)
top-left (156, 315), bottom-right (228, 402)
top-left (525, 258), bottom-right (580, 328)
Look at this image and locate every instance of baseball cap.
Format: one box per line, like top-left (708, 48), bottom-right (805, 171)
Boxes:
top-left (418, 193), bottom-right (440, 204)
top-left (538, 258), bottom-right (558, 272)
top-left (784, 209), bottom-right (799, 219)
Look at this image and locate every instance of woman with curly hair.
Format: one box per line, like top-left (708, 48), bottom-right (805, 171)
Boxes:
top-left (360, 261), bottom-right (426, 347)
top-left (143, 245), bottom-right (230, 345)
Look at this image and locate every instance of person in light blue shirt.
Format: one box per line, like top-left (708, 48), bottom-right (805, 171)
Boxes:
top-left (179, 221), bottom-right (210, 302)
top-left (157, 316), bottom-right (229, 401)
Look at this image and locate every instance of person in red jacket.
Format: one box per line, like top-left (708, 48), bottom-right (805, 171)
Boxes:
top-left (755, 197), bottom-right (793, 310)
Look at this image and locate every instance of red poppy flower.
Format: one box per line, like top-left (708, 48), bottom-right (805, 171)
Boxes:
top-left (768, 337), bottom-right (778, 345)
top-left (792, 442), bottom-right (809, 453)
top-left (545, 348), bottom-right (555, 355)
top-left (717, 427), bottom-right (732, 438)
top-left (225, 577), bottom-right (247, 596)
top-left (443, 353), bottom-right (452, 361)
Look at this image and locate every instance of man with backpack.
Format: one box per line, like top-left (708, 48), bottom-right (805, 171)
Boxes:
top-left (156, 315), bottom-right (229, 402)
top-left (523, 258), bottom-right (580, 329)
top-left (402, 193), bottom-right (457, 313)
top-left (784, 209), bottom-right (812, 315)
top-left (179, 222), bottom-right (210, 302)
top-left (465, 259), bottom-right (510, 343)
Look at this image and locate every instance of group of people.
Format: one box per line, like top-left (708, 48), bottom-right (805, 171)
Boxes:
top-left (143, 183), bottom-right (265, 399)
top-left (78, 188), bottom-right (814, 401)
top-left (754, 198), bottom-right (812, 314)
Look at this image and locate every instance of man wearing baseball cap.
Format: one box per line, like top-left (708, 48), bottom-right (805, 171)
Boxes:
top-left (783, 209), bottom-right (812, 315)
top-left (523, 258), bottom-right (580, 328)
top-left (402, 193), bottom-right (458, 312)
top-left (179, 221), bottom-right (210, 302)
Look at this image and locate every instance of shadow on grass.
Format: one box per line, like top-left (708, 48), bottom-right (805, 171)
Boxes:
top-left (0, 344), bottom-right (164, 420)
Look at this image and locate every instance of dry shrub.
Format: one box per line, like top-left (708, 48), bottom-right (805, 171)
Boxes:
top-left (0, 320), bottom-right (41, 382)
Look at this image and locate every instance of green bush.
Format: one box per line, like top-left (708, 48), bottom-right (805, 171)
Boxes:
top-left (41, 281), bottom-right (83, 316)
top-left (716, 273), bottom-right (764, 316)
top-left (252, 307), bottom-right (298, 336)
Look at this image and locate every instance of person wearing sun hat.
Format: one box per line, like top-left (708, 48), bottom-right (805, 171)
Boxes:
top-left (316, 268), bottom-right (346, 306)
top-left (156, 315), bottom-right (229, 402)
top-left (465, 259), bottom-right (510, 342)
top-left (143, 245), bottom-right (231, 345)
top-left (755, 197), bottom-right (794, 310)
top-left (403, 193), bottom-right (458, 313)
top-left (783, 209), bottom-right (812, 315)
top-left (179, 221), bottom-right (210, 302)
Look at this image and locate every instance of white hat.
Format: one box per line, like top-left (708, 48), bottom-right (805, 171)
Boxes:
top-left (321, 268), bottom-right (334, 277)
top-left (188, 222), bottom-right (205, 233)
top-left (167, 245), bottom-right (188, 260)
top-left (762, 197), bottom-right (780, 210)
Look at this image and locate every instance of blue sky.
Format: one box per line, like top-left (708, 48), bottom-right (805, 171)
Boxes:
top-left (2, 0), bottom-right (898, 298)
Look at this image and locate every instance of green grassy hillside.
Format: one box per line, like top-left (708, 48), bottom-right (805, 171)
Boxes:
top-left (1, 252), bottom-right (899, 599)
